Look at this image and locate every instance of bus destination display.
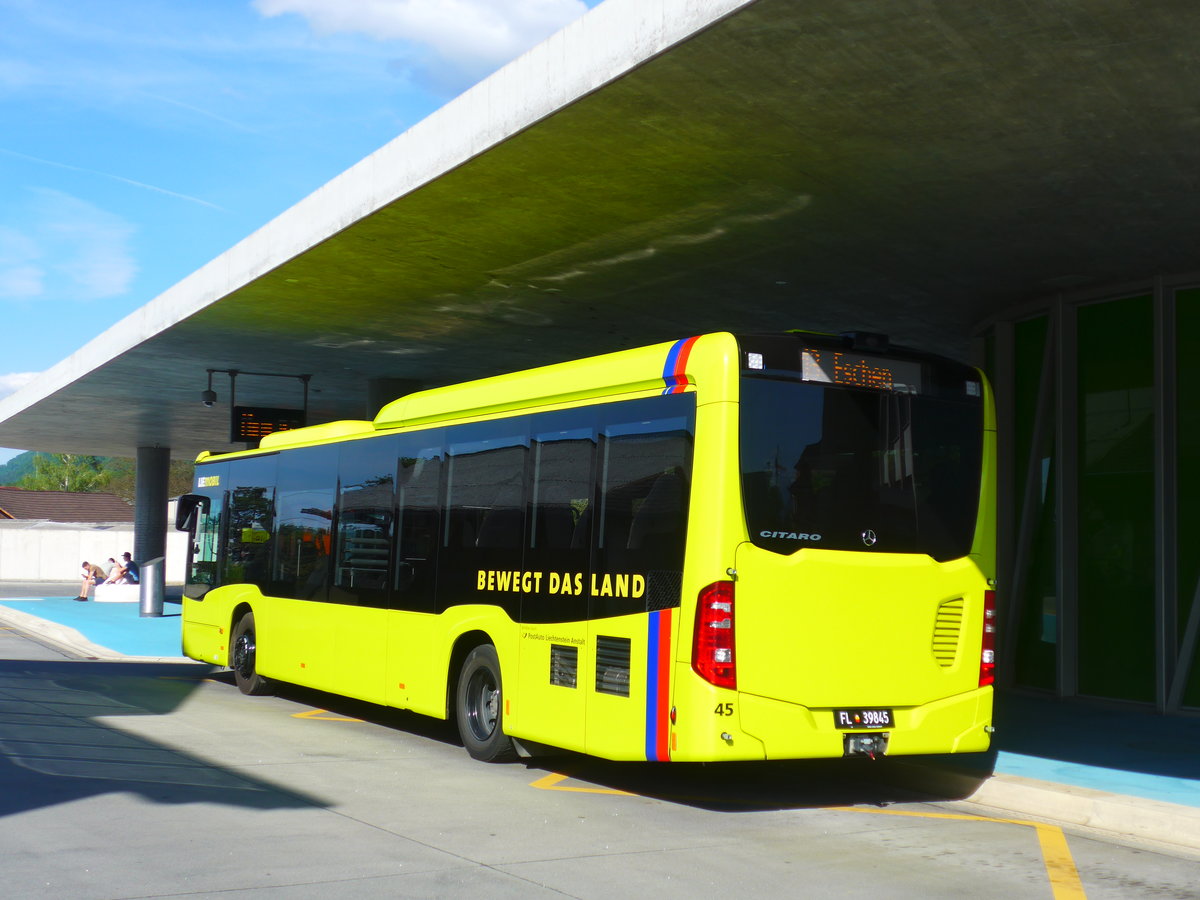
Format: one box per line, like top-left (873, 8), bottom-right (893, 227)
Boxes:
top-left (800, 348), bottom-right (922, 394)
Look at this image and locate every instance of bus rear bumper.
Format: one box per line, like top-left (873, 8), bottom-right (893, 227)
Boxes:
top-left (736, 687), bottom-right (993, 760)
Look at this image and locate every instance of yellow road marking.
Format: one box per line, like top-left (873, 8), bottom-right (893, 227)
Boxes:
top-left (1033, 820), bottom-right (1088, 900)
top-left (292, 708), bottom-right (363, 723)
top-left (837, 806), bottom-right (1086, 898)
top-left (530, 772), bottom-right (634, 796)
top-left (527, 774), bottom-right (1085, 897)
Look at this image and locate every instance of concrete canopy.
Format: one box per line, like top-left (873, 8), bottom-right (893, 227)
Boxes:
top-left (3, 0), bottom-right (1199, 460)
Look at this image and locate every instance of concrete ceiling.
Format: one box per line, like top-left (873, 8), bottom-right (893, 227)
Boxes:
top-left (3, 0), bottom-right (1199, 460)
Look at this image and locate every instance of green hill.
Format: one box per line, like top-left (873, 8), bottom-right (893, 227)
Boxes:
top-left (0, 451), bottom-right (39, 485)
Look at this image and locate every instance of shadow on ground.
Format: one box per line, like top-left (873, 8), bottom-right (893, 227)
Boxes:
top-left (0, 659), bottom-right (324, 819)
top-left (991, 689), bottom-right (1200, 780)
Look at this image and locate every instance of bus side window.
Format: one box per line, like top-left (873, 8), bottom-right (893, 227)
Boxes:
top-left (522, 418), bottom-right (596, 624)
top-left (394, 434), bottom-right (443, 614)
top-left (332, 436), bottom-right (397, 608)
top-left (594, 395), bottom-right (694, 617)
top-left (271, 445), bottom-right (337, 602)
top-left (223, 455), bottom-right (277, 591)
top-left (440, 422), bottom-right (528, 617)
top-left (530, 432), bottom-right (594, 551)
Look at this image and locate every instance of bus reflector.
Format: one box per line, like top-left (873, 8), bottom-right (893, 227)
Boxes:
top-left (693, 581), bottom-right (736, 689)
top-left (979, 590), bottom-right (996, 687)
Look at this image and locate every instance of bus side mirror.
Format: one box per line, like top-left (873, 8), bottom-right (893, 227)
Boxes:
top-left (175, 494), bottom-right (209, 532)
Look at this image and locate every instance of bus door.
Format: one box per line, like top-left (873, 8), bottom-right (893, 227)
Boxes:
top-left (514, 421), bottom-right (594, 754)
top-left (178, 462), bottom-right (229, 600)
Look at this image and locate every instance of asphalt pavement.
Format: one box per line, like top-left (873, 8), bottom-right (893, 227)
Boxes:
top-left (1, 580), bottom-right (1198, 854)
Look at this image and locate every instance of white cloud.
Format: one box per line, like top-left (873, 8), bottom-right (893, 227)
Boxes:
top-left (253, 0), bottom-right (588, 70)
top-left (0, 190), bottom-right (137, 302)
top-left (0, 371), bottom-right (39, 401)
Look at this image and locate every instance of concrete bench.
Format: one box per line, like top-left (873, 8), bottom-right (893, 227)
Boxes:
top-left (94, 583), bottom-right (140, 603)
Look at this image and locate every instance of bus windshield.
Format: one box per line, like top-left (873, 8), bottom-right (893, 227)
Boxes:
top-left (740, 376), bottom-right (983, 561)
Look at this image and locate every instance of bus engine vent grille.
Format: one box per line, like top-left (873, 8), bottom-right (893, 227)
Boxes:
top-left (595, 636), bottom-right (631, 696)
top-left (932, 598), bottom-right (965, 667)
top-left (550, 644), bottom-right (578, 688)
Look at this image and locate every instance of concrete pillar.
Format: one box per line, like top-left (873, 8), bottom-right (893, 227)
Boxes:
top-left (134, 446), bottom-right (171, 564)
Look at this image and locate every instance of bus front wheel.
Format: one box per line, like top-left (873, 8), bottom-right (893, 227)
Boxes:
top-left (456, 645), bottom-right (516, 762)
top-left (231, 612), bottom-right (272, 696)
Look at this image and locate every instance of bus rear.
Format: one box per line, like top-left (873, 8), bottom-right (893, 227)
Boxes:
top-left (674, 332), bottom-right (995, 761)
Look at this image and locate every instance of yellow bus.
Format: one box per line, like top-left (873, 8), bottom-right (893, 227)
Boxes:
top-left (176, 331), bottom-right (996, 763)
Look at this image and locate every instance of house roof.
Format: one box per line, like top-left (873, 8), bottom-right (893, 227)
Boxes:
top-left (0, 488), bottom-right (135, 523)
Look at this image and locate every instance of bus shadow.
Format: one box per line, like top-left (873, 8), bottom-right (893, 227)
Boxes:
top-left (0, 659), bottom-right (324, 819)
top-left (522, 753), bottom-right (992, 812)
top-left (254, 680), bottom-right (993, 812)
top-left (255, 677), bottom-right (466, 748)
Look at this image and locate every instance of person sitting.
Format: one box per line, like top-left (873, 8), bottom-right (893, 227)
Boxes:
top-left (101, 557), bottom-right (122, 584)
top-left (75, 561), bottom-right (106, 601)
top-left (116, 551), bottom-right (140, 585)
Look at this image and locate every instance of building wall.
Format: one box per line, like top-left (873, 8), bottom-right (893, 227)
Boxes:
top-left (0, 521), bottom-right (189, 583)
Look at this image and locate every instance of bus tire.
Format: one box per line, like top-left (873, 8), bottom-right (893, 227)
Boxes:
top-left (230, 612), bottom-right (272, 696)
top-left (456, 644), bottom-right (516, 762)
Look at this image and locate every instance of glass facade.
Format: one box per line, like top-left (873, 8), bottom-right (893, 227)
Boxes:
top-left (1075, 296), bottom-right (1155, 702)
top-left (1011, 316), bottom-right (1056, 692)
top-left (1179, 289), bottom-right (1200, 708)
top-left (991, 284), bottom-right (1200, 713)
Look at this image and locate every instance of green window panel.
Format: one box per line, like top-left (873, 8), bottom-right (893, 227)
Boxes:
top-left (1076, 295), bottom-right (1155, 703)
top-left (1178, 289), bottom-right (1200, 709)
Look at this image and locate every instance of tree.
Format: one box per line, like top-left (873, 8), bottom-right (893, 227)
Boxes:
top-left (11, 452), bottom-right (195, 499)
top-left (102, 457), bottom-right (196, 503)
top-left (18, 454), bottom-right (109, 492)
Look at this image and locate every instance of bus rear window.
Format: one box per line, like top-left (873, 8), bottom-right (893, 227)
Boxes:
top-left (739, 377), bottom-right (983, 561)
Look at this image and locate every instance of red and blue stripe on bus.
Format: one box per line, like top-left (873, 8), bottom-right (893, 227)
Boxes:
top-left (644, 608), bottom-right (673, 761)
top-left (661, 336), bottom-right (700, 394)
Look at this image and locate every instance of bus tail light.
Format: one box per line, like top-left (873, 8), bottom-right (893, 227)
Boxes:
top-left (693, 581), bottom-right (736, 690)
top-left (979, 590), bottom-right (996, 687)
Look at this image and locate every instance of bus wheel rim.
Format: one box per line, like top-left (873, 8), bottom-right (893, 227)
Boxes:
top-left (467, 670), bottom-right (498, 740)
top-left (234, 632), bottom-right (254, 677)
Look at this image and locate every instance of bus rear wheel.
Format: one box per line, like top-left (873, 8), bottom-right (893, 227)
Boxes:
top-left (231, 612), bottom-right (272, 696)
top-left (456, 645), bottom-right (516, 762)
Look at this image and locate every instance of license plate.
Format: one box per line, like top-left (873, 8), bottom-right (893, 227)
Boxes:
top-left (833, 708), bottom-right (894, 729)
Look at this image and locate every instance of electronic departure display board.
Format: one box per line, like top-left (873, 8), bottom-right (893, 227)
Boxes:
top-left (231, 406), bottom-right (306, 443)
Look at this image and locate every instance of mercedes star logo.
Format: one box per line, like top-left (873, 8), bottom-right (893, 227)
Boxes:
top-left (861, 529), bottom-right (878, 547)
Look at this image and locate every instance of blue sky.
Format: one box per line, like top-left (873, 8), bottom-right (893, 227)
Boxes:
top-left (0, 0), bottom-right (600, 465)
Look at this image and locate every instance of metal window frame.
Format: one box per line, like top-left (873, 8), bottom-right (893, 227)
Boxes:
top-left (1000, 314), bottom-right (1056, 685)
top-left (1154, 278), bottom-right (1178, 711)
top-left (1055, 299), bottom-right (1079, 699)
top-left (1167, 285), bottom-right (1200, 712)
top-left (990, 276), bottom-right (1200, 715)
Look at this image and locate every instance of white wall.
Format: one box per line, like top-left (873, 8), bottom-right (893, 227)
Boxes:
top-left (0, 521), bottom-right (189, 582)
